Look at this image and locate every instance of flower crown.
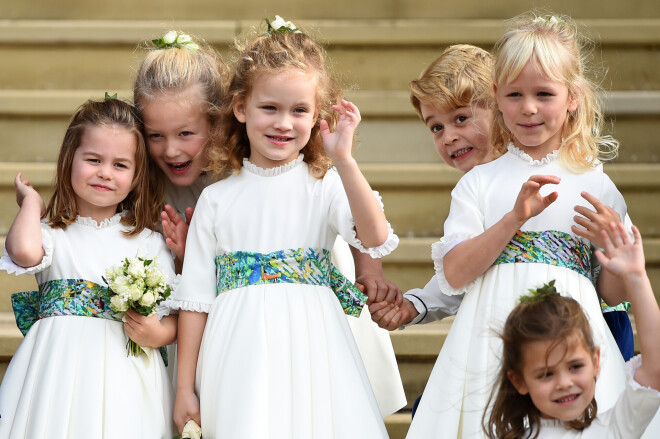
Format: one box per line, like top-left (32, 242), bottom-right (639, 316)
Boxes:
top-left (532, 15), bottom-right (564, 25)
top-left (104, 92), bottom-right (118, 100)
top-left (519, 280), bottom-right (560, 304)
top-left (152, 31), bottom-right (199, 51)
top-left (265, 15), bottom-right (302, 35)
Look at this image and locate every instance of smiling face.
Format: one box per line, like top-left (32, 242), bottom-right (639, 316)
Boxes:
top-left (234, 69), bottom-right (318, 169)
top-left (495, 59), bottom-right (578, 160)
top-left (71, 125), bottom-right (137, 222)
top-left (420, 103), bottom-right (494, 171)
top-left (142, 89), bottom-right (209, 187)
top-left (509, 333), bottom-right (600, 422)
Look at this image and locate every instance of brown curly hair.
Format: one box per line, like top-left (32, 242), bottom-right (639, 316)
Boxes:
top-left (484, 293), bottom-right (598, 439)
top-left (208, 28), bottom-right (343, 179)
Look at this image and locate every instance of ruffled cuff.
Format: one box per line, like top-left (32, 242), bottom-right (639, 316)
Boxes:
top-left (349, 221), bottom-right (399, 258)
top-left (162, 299), bottom-right (211, 314)
top-left (0, 231), bottom-right (53, 276)
top-left (626, 355), bottom-right (660, 395)
top-left (431, 233), bottom-right (475, 296)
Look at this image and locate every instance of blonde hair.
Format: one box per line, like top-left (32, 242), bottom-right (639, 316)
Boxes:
top-left (410, 44), bottom-right (494, 115)
top-left (133, 33), bottom-right (229, 187)
top-left (208, 27), bottom-right (342, 179)
top-left (45, 98), bottom-right (157, 235)
top-left (491, 13), bottom-right (618, 172)
top-left (484, 294), bottom-right (598, 438)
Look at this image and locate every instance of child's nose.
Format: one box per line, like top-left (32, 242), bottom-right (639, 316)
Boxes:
top-left (556, 371), bottom-right (573, 389)
top-left (274, 113), bottom-right (293, 130)
top-left (443, 127), bottom-right (459, 145)
top-left (522, 98), bottom-right (537, 115)
top-left (97, 163), bottom-right (113, 179)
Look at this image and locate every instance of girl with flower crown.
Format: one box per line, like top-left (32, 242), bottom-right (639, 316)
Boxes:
top-left (165, 18), bottom-right (397, 437)
top-left (407, 13), bottom-right (646, 438)
top-left (0, 98), bottom-right (177, 438)
top-left (485, 224), bottom-right (660, 438)
top-left (133, 27), bottom-right (406, 419)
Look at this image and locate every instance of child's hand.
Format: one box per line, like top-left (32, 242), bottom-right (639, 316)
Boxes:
top-left (572, 191), bottom-right (621, 248)
top-left (123, 310), bottom-right (164, 348)
top-left (369, 298), bottom-right (418, 330)
top-left (14, 173), bottom-right (45, 213)
top-left (174, 390), bottom-right (202, 434)
top-left (320, 99), bottom-right (361, 164)
top-left (595, 223), bottom-right (645, 279)
top-left (512, 175), bottom-right (560, 224)
top-left (355, 273), bottom-right (402, 306)
top-left (162, 204), bottom-right (193, 263)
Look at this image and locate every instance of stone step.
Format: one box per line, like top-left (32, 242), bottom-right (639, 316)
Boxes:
top-left (2, 1), bottom-right (660, 20)
top-left (0, 20), bottom-right (659, 90)
top-left (1, 90), bottom-right (659, 164)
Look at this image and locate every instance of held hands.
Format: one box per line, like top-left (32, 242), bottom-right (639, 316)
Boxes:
top-left (512, 175), bottom-right (560, 225)
top-left (595, 223), bottom-right (645, 280)
top-left (356, 273), bottom-right (402, 306)
top-left (369, 298), bottom-right (418, 331)
top-left (14, 172), bottom-right (45, 214)
top-left (320, 99), bottom-right (361, 164)
top-left (572, 192), bottom-right (621, 248)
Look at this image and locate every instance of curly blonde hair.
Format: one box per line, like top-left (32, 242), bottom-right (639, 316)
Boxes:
top-left (491, 13), bottom-right (618, 172)
top-left (133, 33), bottom-right (229, 187)
top-left (208, 28), bottom-right (343, 179)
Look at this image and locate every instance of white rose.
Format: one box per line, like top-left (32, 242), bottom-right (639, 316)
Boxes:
top-left (186, 43), bottom-right (199, 51)
top-left (127, 260), bottom-right (145, 278)
top-left (163, 30), bottom-right (177, 44)
top-left (139, 292), bottom-right (156, 307)
top-left (271, 15), bottom-right (287, 30)
top-left (110, 295), bottom-right (129, 312)
top-left (146, 271), bottom-right (164, 287)
top-left (177, 33), bottom-right (192, 44)
top-left (182, 420), bottom-right (202, 439)
top-left (128, 284), bottom-right (142, 301)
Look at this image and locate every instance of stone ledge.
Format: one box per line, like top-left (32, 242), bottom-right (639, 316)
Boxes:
top-left (1, 89), bottom-right (659, 117)
top-left (1, 19), bottom-right (659, 45)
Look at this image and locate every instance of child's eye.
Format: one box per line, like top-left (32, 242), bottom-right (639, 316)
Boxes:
top-left (179, 131), bottom-right (193, 137)
top-left (114, 162), bottom-right (128, 169)
top-left (455, 115), bottom-right (468, 124)
top-left (86, 158), bottom-right (100, 163)
top-left (294, 107), bottom-right (308, 114)
top-left (570, 363), bottom-right (584, 371)
top-left (261, 105), bottom-right (276, 111)
top-left (148, 133), bottom-right (163, 140)
top-left (538, 91), bottom-right (553, 97)
top-left (506, 92), bottom-right (522, 98)
top-left (430, 124), bottom-right (443, 134)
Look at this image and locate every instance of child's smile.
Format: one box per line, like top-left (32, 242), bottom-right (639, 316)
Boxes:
top-left (509, 332), bottom-right (600, 422)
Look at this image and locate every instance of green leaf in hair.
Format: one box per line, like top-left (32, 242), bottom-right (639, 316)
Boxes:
top-left (519, 280), bottom-right (559, 304)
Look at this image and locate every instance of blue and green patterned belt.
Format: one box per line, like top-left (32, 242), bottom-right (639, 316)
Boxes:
top-left (11, 279), bottom-right (168, 365)
top-left (215, 248), bottom-right (367, 317)
top-left (493, 230), bottom-right (591, 279)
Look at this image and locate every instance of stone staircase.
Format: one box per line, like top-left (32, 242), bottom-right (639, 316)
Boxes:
top-left (1, 2), bottom-right (660, 437)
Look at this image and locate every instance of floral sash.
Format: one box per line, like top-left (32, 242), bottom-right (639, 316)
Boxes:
top-left (11, 279), bottom-right (168, 365)
top-left (215, 248), bottom-right (367, 317)
top-left (493, 230), bottom-right (591, 278)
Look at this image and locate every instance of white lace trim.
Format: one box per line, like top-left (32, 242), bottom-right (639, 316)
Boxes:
top-left (162, 299), bottom-right (211, 314)
top-left (0, 227), bottom-right (54, 275)
top-left (431, 233), bottom-right (477, 296)
top-left (626, 355), bottom-right (660, 395)
top-left (242, 154), bottom-right (305, 177)
top-left (507, 142), bottom-right (559, 166)
top-left (75, 212), bottom-right (124, 228)
top-left (349, 220), bottom-right (399, 258)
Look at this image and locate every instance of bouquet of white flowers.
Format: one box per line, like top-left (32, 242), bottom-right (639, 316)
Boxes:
top-left (103, 255), bottom-right (171, 357)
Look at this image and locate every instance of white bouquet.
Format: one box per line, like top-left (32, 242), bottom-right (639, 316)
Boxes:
top-left (103, 255), bottom-right (171, 357)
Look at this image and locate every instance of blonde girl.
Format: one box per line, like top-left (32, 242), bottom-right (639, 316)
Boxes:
top-left (485, 224), bottom-right (660, 438)
top-left (167, 18), bottom-right (398, 437)
top-left (134, 29), bottom-right (405, 418)
top-left (0, 98), bottom-right (177, 438)
top-left (408, 13), bottom-right (630, 438)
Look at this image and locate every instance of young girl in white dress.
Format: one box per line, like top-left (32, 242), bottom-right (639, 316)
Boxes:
top-left (408, 14), bottom-right (631, 438)
top-left (485, 223), bottom-right (660, 439)
top-left (0, 98), bottom-right (177, 438)
top-left (134, 28), bottom-right (405, 418)
top-left (167, 19), bottom-right (398, 437)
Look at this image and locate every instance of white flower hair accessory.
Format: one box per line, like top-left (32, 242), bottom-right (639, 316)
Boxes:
top-left (265, 15), bottom-right (301, 35)
top-left (532, 15), bottom-right (562, 25)
top-left (152, 30), bottom-right (200, 51)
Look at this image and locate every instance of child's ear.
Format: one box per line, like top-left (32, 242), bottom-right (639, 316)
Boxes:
top-left (507, 370), bottom-right (529, 395)
top-left (593, 347), bottom-right (601, 377)
top-left (234, 99), bottom-right (247, 123)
